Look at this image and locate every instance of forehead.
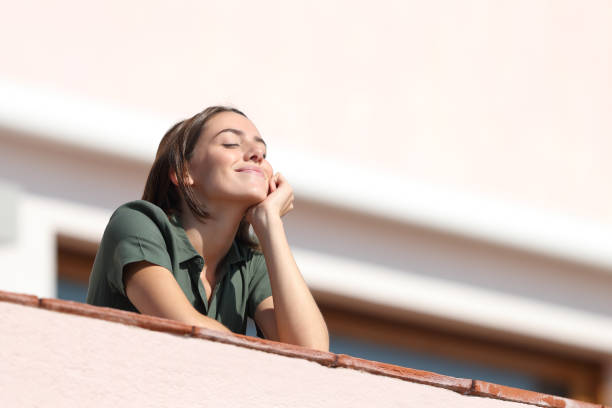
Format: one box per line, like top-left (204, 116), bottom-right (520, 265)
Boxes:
top-left (203, 111), bottom-right (259, 137)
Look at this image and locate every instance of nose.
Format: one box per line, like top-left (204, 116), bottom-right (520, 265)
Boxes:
top-left (245, 143), bottom-right (265, 163)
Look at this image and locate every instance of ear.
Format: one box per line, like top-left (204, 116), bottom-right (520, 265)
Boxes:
top-left (169, 169), bottom-right (194, 187)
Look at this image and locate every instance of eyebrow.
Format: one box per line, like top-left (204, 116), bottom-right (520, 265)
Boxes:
top-left (214, 128), bottom-right (267, 146)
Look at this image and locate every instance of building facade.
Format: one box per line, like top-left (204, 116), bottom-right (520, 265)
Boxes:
top-left (1, 1), bottom-right (611, 403)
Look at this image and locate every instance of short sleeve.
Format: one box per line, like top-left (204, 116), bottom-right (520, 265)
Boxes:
top-left (246, 251), bottom-right (273, 319)
top-left (103, 206), bottom-right (173, 296)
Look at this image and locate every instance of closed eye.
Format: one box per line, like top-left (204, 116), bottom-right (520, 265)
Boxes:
top-left (222, 143), bottom-right (267, 158)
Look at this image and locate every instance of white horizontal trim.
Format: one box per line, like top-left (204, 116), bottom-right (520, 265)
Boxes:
top-left (0, 79), bottom-right (167, 163)
top-left (2, 78), bottom-right (612, 272)
top-left (297, 247), bottom-right (612, 356)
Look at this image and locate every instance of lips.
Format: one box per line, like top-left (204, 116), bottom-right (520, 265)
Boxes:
top-left (236, 166), bottom-right (265, 178)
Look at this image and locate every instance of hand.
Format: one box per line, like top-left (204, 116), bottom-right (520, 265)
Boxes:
top-left (246, 172), bottom-right (294, 233)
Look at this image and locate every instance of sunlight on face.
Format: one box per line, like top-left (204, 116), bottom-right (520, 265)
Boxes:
top-left (187, 111), bottom-right (274, 206)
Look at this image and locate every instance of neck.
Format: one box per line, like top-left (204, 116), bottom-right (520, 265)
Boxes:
top-left (179, 200), bottom-right (248, 273)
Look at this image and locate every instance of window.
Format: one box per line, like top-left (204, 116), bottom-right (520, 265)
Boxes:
top-left (56, 235), bottom-right (95, 302)
top-left (318, 299), bottom-right (601, 403)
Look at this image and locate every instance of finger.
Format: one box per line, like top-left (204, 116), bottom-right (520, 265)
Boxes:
top-left (269, 176), bottom-right (277, 193)
top-left (282, 196), bottom-right (294, 216)
top-left (281, 203), bottom-right (294, 217)
top-left (277, 173), bottom-right (294, 195)
top-left (272, 172), bottom-right (281, 191)
top-left (275, 173), bottom-right (292, 192)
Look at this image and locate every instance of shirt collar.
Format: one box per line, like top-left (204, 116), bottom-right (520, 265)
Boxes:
top-left (226, 240), bottom-right (246, 265)
top-left (168, 212), bottom-right (247, 266)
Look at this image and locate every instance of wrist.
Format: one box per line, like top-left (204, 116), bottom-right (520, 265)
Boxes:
top-left (251, 210), bottom-right (283, 236)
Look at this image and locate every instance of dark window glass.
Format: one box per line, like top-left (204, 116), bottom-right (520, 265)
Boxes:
top-left (56, 278), bottom-right (88, 303)
top-left (330, 333), bottom-right (569, 397)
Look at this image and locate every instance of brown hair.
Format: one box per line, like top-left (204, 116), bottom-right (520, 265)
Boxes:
top-left (142, 106), bottom-right (258, 249)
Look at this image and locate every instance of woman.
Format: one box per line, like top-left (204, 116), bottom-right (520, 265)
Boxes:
top-left (87, 106), bottom-right (329, 351)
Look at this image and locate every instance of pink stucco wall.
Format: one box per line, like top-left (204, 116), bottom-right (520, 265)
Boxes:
top-left (0, 301), bottom-right (544, 407)
top-left (1, 0), bottom-right (611, 223)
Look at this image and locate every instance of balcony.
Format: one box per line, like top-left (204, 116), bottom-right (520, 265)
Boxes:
top-left (1, 289), bottom-right (604, 407)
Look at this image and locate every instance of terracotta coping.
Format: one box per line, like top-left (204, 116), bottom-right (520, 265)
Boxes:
top-left (0, 289), bottom-right (606, 408)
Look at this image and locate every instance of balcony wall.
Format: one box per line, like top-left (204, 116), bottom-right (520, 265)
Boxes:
top-left (0, 291), bottom-right (603, 408)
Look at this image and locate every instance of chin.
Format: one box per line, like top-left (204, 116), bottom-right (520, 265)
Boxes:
top-left (228, 187), bottom-right (268, 205)
top-left (244, 190), bottom-right (268, 204)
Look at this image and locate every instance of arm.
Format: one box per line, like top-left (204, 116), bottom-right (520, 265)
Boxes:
top-left (248, 173), bottom-right (329, 351)
top-left (124, 261), bottom-right (231, 333)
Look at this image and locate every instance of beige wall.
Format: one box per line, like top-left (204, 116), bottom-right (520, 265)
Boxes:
top-left (1, 0), bottom-right (611, 223)
top-left (0, 300), bottom-right (548, 407)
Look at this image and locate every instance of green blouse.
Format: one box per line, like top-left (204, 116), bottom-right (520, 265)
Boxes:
top-left (86, 200), bottom-right (272, 335)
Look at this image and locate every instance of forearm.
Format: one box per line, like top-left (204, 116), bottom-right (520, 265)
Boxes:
top-left (139, 296), bottom-right (232, 334)
top-left (255, 216), bottom-right (329, 351)
top-left (124, 261), bottom-right (232, 334)
top-left (182, 312), bottom-right (232, 334)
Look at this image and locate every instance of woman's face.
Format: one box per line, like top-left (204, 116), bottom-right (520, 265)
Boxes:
top-left (187, 111), bottom-right (273, 206)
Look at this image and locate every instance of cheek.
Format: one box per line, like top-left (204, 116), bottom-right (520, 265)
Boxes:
top-left (204, 153), bottom-right (236, 178)
top-left (263, 161), bottom-right (274, 179)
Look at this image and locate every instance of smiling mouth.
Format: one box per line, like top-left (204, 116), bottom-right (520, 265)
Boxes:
top-left (236, 168), bottom-right (265, 178)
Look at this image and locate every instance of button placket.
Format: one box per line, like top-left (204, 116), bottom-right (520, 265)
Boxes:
top-left (189, 257), bottom-right (208, 314)
top-left (208, 260), bottom-right (233, 319)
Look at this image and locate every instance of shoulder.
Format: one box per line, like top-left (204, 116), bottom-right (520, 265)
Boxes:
top-left (91, 201), bottom-right (175, 299)
top-left (111, 200), bottom-right (169, 222)
top-left (104, 200), bottom-right (173, 242)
